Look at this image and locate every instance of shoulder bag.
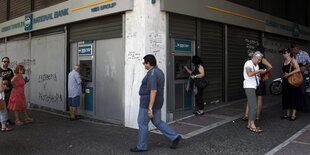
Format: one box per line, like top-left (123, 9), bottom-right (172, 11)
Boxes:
top-left (288, 61), bottom-right (303, 87)
top-left (192, 64), bottom-right (209, 89)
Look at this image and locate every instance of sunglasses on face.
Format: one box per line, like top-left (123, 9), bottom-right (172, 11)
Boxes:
top-left (2, 61), bottom-right (9, 63)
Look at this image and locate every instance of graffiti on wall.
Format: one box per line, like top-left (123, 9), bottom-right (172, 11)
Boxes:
top-left (38, 92), bottom-right (63, 104)
top-left (38, 73), bottom-right (57, 83)
top-left (244, 39), bottom-right (260, 53)
top-left (9, 59), bottom-right (36, 75)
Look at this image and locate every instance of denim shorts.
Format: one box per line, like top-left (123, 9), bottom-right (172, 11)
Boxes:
top-left (69, 96), bottom-right (80, 107)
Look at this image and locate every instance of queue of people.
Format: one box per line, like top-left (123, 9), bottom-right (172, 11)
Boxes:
top-left (240, 44), bottom-right (310, 134)
top-left (0, 57), bottom-right (33, 132)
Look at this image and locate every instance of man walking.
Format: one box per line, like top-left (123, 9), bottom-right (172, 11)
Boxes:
top-left (130, 54), bottom-right (181, 152)
top-left (68, 65), bottom-right (82, 120)
top-left (0, 57), bottom-right (14, 125)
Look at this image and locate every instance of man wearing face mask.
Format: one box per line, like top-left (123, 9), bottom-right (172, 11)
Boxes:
top-left (0, 57), bottom-right (15, 125)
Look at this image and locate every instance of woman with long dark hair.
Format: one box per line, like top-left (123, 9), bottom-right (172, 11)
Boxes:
top-left (184, 56), bottom-right (206, 116)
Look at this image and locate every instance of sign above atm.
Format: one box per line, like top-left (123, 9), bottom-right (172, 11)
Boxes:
top-left (174, 40), bottom-right (192, 52)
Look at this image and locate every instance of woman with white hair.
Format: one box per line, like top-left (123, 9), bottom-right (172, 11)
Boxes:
top-left (243, 51), bottom-right (266, 133)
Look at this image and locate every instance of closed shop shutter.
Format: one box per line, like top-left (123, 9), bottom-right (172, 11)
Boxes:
top-left (169, 13), bottom-right (196, 40)
top-left (263, 33), bottom-right (290, 92)
top-left (32, 26), bottom-right (65, 37)
top-left (291, 39), bottom-right (310, 53)
top-left (227, 25), bottom-right (261, 101)
top-left (200, 20), bottom-right (224, 104)
top-left (34, 0), bottom-right (68, 11)
top-left (7, 33), bottom-right (29, 41)
top-left (9, 0), bottom-right (31, 20)
top-left (0, 0), bottom-right (7, 23)
top-left (0, 38), bottom-right (4, 44)
top-left (70, 14), bottom-right (123, 42)
top-left (30, 33), bottom-right (66, 111)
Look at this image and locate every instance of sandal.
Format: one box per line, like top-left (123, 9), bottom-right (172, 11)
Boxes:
top-left (290, 116), bottom-right (297, 121)
top-left (195, 110), bottom-right (204, 116)
top-left (249, 127), bottom-right (263, 133)
top-left (1, 127), bottom-right (12, 132)
top-left (24, 118), bottom-right (33, 123)
top-left (242, 116), bottom-right (248, 121)
top-left (15, 120), bottom-right (24, 126)
top-left (281, 115), bottom-right (290, 119)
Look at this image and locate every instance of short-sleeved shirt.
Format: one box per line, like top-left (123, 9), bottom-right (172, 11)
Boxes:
top-left (243, 60), bottom-right (259, 89)
top-left (68, 70), bottom-right (82, 98)
top-left (294, 50), bottom-right (310, 65)
top-left (139, 66), bottom-right (165, 109)
top-left (0, 68), bottom-right (14, 92)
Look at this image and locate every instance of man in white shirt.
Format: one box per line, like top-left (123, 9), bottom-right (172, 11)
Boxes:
top-left (68, 65), bottom-right (82, 120)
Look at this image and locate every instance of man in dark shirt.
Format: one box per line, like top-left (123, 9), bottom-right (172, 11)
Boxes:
top-left (130, 54), bottom-right (181, 152)
top-left (0, 57), bottom-right (15, 125)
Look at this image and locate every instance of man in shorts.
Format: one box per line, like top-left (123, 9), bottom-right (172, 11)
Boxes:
top-left (68, 65), bottom-right (82, 120)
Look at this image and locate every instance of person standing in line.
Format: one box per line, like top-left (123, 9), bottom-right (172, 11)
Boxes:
top-left (0, 77), bottom-right (12, 132)
top-left (68, 65), bottom-right (82, 121)
top-left (0, 57), bottom-right (15, 125)
top-left (291, 44), bottom-right (310, 112)
top-left (130, 54), bottom-right (181, 152)
top-left (242, 55), bottom-right (272, 121)
top-left (280, 48), bottom-right (302, 120)
top-left (184, 56), bottom-right (206, 116)
top-left (7, 65), bottom-right (32, 126)
top-left (243, 51), bottom-right (266, 133)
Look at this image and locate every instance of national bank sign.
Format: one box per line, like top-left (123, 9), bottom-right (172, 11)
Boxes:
top-left (266, 19), bottom-right (309, 38)
top-left (1, 8), bottom-right (69, 32)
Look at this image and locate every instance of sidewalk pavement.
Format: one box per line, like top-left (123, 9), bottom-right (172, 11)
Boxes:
top-left (0, 95), bottom-right (309, 155)
top-left (266, 123), bottom-right (310, 155)
top-left (152, 95), bottom-right (279, 139)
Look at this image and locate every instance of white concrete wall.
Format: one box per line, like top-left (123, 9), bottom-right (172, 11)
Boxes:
top-left (30, 34), bottom-right (66, 111)
top-left (125, 0), bottom-right (167, 128)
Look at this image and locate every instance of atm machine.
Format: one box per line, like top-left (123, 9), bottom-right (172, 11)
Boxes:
top-left (77, 41), bottom-right (95, 114)
top-left (168, 39), bottom-right (195, 121)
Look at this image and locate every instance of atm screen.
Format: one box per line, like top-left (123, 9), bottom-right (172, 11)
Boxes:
top-left (80, 60), bottom-right (92, 82)
top-left (175, 56), bottom-right (191, 80)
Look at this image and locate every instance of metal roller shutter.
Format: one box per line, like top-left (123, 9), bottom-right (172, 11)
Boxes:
top-left (9, 0), bottom-right (31, 20)
top-left (7, 33), bottom-right (29, 41)
top-left (34, 0), bottom-right (68, 11)
top-left (227, 25), bottom-right (261, 101)
top-left (200, 20), bottom-right (225, 104)
top-left (32, 26), bottom-right (65, 37)
top-left (291, 38), bottom-right (310, 53)
top-left (169, 13), bottom-right (196, 40)
top-left (0, 38), bottom-right (5, 44)
top-left (70, 14), bottom-right (123, 42)
top-left (263, 33), bottom-right (290, 92)
top-left (0, 0), bottom-right (7, 23)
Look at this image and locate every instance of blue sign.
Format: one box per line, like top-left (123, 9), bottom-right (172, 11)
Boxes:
top-left (175, 40), bottom-right (192, 52)
top-left (24, 14), bottom-right (33, 31)
top-left (78, 45), bottom-right (92, 55)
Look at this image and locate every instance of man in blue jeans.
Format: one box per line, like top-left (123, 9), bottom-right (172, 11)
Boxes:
top-left (130, 54), bottom-right (181, 152)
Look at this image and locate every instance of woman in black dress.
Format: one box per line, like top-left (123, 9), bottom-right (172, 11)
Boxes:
top-left (280, 48), bottom-right (301, 121)
top-left (184, 56), bottom-right (206, 116)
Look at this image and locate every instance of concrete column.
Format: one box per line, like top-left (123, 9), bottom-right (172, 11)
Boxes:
top-left (124, 0), bottom-right (167, 128)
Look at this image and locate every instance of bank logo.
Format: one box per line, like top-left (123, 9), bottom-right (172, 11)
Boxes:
top-left (25, 14), bottom-right (33, 31)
